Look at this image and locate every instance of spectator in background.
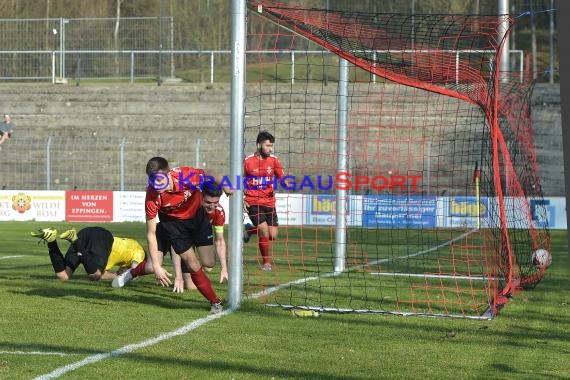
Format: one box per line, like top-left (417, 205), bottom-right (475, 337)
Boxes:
top-left (0, 115), bottom-right (14, 146)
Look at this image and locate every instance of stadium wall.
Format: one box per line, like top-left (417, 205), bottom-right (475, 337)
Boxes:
top-left (0, 83), bottom-right (562, 194)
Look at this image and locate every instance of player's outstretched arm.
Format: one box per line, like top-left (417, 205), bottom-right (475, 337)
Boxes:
top-left (171, 248), bottom-right (185, 293)
top-left (204, 170), bottom-right (234, 196)
top-left (215, 230), bottom-right (228, 283)
top-left (146, 218), bottom-right (172, 287)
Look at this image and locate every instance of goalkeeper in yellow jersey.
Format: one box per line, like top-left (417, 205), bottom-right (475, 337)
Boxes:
top-left (30, 226), bottom-right (145, 281)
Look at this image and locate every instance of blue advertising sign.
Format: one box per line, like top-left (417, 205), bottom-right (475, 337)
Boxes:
top-left (449, 196), bottom-right (488, 218)
top-left (305, 194), bottom-right (344, 226)
top-left (530, 199), bottom-right (555, 228)
top-left (446, 196), bottom-right (489, 228)
top-left (363, 195), bottom-right (436, 228)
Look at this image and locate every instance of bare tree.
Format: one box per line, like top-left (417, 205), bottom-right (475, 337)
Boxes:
top-left (530, 0), bottom-right (538, 79)
top-left (114, 0), bottom-right (122, 42)
top-left (114, 0), bottom-right (123, 76)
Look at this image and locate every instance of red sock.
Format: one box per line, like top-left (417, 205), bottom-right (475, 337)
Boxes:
top-left (191, 268), bottom-right (220, 304)
top-left (248, 226), bottom-right (258, 235)
top-left (259, 236), bottom-right (270, 265)
top-left (131, 259), bottom-right (147, 278)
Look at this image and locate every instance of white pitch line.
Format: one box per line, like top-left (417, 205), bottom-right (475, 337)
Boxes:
top-left (249, 230), bottom-right (478, 299)
top-left (0, 255), bottom-right (25, 260)
top-left (376, 229), bottom-right (477, 264)
top-left (0, 351), bottom-right (77, 357)
top-left (34, 310), bottom-right (232, 380)
top-left (35, 229), bottom-right (478, 379)
top-left (36, 268), bottom-right (317, 379)
top-left (369, 272), bottom-right (496, 281)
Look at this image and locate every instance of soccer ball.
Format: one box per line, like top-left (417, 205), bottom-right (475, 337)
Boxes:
top-left (532, 249), bottom-right (552, 269)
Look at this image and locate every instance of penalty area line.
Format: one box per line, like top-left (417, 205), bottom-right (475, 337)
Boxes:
top-left (33, 310), bottom-right (232, 380)
top-left (34, 229), bottom-right (480, 379)
top-left (0, 351), bottom-right (79, 357)
top-left (249, 230), bottom-right (478, 300)
top-left (36, 262), bottom-right (327, 380)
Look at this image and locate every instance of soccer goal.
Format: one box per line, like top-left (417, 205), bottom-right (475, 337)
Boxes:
top-left (233, 1), bottom-right (550, 319)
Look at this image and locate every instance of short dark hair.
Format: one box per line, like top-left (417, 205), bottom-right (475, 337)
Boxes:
top-left (146, 157), bottom-right (169, 176)
top-left (202, 182), bottom-right (223, 197)
top-left (202, 181), bottom-right (223, 197)
top-left (256, 131), bottom-right (275, 144)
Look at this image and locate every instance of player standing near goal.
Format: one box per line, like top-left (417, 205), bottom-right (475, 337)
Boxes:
top-left (30, 226), bottom-right (145, 281)
top-left (243, 131), bottom-right (290, 271)
top-left (143, 156), bottom-right (231, 314)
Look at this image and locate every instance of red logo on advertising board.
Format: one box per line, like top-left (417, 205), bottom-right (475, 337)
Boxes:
top-left (65, 191), bottom-right (113, 222)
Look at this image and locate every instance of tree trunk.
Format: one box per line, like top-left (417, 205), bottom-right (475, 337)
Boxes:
top-left (114, 0), bottom-right (122, 77)
top-left (531, 0), bottom-right (537, 79)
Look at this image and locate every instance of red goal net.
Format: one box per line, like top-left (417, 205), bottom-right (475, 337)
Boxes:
top-left (242, 1), bottom-right (550, 318)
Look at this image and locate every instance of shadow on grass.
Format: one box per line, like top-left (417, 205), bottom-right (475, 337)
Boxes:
top-left (0, 263), bottom-right (54, 273)
top-left (105, 351), bottom-right (363, 380)
top-left (12, 284), bottom-right (205, 310)
top-left (239, 299), bottom-right (570, 354)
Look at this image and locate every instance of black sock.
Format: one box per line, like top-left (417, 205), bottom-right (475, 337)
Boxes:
top-left (47, 242), bottom-right (66, 273)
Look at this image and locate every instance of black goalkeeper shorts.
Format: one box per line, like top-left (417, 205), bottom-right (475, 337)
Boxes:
top-left (64, 227), bottom-right (114, 274)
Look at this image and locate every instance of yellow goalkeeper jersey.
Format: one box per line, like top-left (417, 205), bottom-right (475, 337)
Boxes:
top-left (105, 237), bottom-right (146, 271)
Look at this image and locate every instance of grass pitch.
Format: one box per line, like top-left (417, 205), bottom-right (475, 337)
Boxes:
top-left (0, 221), bottom-right (568, 379)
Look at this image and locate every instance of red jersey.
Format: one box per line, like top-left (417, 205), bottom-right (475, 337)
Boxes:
top-left (243, 152), bottom-right (286, 207)
top-left (145, 167), bottom-right (205, 220)
top-left (207, 204), bottom-right (226, 228)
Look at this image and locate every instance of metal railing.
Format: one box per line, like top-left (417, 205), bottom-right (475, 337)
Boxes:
top-left (0, 49), bottom-right (525, 84)
top-left (2, 137), bottom-right (229, 191)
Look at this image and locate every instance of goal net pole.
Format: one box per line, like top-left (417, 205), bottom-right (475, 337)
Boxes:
top-left (334, 58), bottom-right (350, 273)
top-left (498, 1), bottom-right (511, 82)
top-left (228, 0), bottom-right (247, 310)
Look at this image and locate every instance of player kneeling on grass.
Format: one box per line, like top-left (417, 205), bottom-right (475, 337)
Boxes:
top-left (177, 185), bottom-right (228, 291)
top-left (113, 186), bottom-right (229, 292)
top-left (116, 156), bottom-right (232, 314)
top-left (31, 227), bottom-right (145, 281)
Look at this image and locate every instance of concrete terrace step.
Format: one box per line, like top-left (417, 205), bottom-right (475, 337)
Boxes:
top-left (0, 83), bottom-right (562, 195)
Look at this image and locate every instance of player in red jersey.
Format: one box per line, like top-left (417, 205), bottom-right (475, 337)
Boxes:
top-left (144, 156), bottom-right (231, 313)
top-left (112, 185), bottom-right (228, 294)
top-left (243, 131), bottom-right (291, 271)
